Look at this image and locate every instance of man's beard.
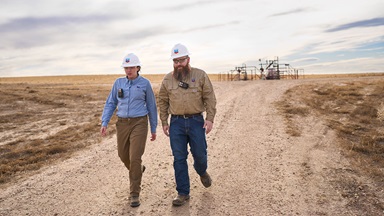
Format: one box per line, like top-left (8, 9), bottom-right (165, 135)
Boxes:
top-left (173, 64), bottom-right (190, 81)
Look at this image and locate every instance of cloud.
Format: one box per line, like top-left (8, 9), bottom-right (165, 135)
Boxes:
top-left (301, 56), bottom-right (384, 74)
top-left (1, 0), bottom-right (383, 77)
top-left (163, 1), bottom-right (216, 11)
top-left (181, 21), bottom-right (240, 33)
top-left (0, 15), bottom-right (121, 33)
top-left (115, 27), bottom-right (169, 43)
top-left (0, 14), bottom-right (131, 49)
top-left (326, 17), bottom-right (384, 32)
top-left (163, 0), bottom-right (250, 11)
top-left (291, 57), bottom-right (319, 63)
top-left (269, 8), bottom-right (311, 17)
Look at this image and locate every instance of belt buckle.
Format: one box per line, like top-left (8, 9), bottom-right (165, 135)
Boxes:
top-left (182, 115), bottom-right (188, 119)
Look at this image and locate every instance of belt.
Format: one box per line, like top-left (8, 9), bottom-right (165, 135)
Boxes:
top-left (171, 113), bottom-right (202, 119)
top-left (118, 116), bottom-right (146, 120)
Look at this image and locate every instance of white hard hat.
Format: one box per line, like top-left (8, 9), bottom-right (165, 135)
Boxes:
top-left (171, 43), bottom-right (190, 59)
top-left (121, 53), bottom-right (141, 67)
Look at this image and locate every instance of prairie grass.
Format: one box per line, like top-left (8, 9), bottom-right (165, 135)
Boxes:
top-left (0, 80), bottom-right (116, 184)
top-left (277, 79), bottom-right (384, 184)
top-left (276, 78), bottom-right (384, 213)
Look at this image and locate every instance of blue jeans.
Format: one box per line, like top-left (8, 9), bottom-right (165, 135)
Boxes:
top-left (169, 115), bottom-right (208, 195)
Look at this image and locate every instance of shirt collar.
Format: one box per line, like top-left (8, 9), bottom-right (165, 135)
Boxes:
top-left (126, 75), bottom-right (141, 85)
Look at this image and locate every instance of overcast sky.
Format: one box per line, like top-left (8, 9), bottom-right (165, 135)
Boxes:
top-left (0, 0), bottom-right (383, 77)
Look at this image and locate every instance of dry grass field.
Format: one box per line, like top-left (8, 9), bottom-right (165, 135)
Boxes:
top-left (0, 74), bottom-right (168, 184)
top-left (0, 76), bottom-right (114, 184)
top-left (276, 77), bottom-right (384, 212)
top-left (0, 73), bottom-right (383, 215)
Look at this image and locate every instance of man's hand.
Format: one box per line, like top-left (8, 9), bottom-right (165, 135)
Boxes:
top-left (100, 126), bottom-right (107, 137)
top-left (162, 125), bottom-right (170, 137)
top-left (150, 133), bottom-right (157, 141)
top-left (203, 120), bottom-right (213, 134)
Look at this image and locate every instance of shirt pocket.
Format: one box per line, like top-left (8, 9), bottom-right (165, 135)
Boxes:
top-left (169, 85), bottom-right (182, 102)
top-left (132, 85), bottom-right (146, 100)
top-left (117, 95), bottom-right (126, 105)
top-left (187, 87), bottom-right (203, 105)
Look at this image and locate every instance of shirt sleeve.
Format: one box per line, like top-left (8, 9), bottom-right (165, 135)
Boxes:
top-left (202, 73), bottom-right (217, 122)
top-left (146, 81), bottom-right (158, 133)
top-left (101, 80), bottom-right (118, 127)
top-left (158, 77), bottom-right (170, 126)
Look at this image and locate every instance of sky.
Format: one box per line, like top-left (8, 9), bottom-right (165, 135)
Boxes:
top-left (0, 0), bottom-right (383, 77)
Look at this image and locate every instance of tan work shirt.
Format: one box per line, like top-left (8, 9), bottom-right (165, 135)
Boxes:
top-left (158, 67), bottom-right (217, 126)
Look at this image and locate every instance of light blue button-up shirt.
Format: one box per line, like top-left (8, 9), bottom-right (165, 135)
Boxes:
top-left (101, 75), bottom-right (157, 133)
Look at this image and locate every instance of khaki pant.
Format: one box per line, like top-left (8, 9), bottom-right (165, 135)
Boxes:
top-left (116, 116), bottom-right (148, 196)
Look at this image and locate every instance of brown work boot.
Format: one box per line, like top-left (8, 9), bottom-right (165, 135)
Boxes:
top-left (172, 194), bottom-right (190, 206)
top-left (130, 195), bottom-right (140, 207)
top-left (200, 172), bottom-right (212, 188)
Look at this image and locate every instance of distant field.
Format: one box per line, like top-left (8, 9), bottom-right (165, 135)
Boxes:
top-left (1, 72), bottom-right (383, 84)
top-left (302, 73), bottom-right (384, 79)
top-left (0, 74), bottom-right (213, 84)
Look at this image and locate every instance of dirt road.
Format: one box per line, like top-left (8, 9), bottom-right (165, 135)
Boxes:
top-left (0, 79), bottom-right (378, 215)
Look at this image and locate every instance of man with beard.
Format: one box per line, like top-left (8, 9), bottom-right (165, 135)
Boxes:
top-left (158, 43), bottom-right (217, 206)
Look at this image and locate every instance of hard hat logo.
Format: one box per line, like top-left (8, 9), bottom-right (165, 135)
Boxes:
top-left (125, 58), bottom-right (130, 63)
top-left (174, 49), bottom-right (179, 54)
